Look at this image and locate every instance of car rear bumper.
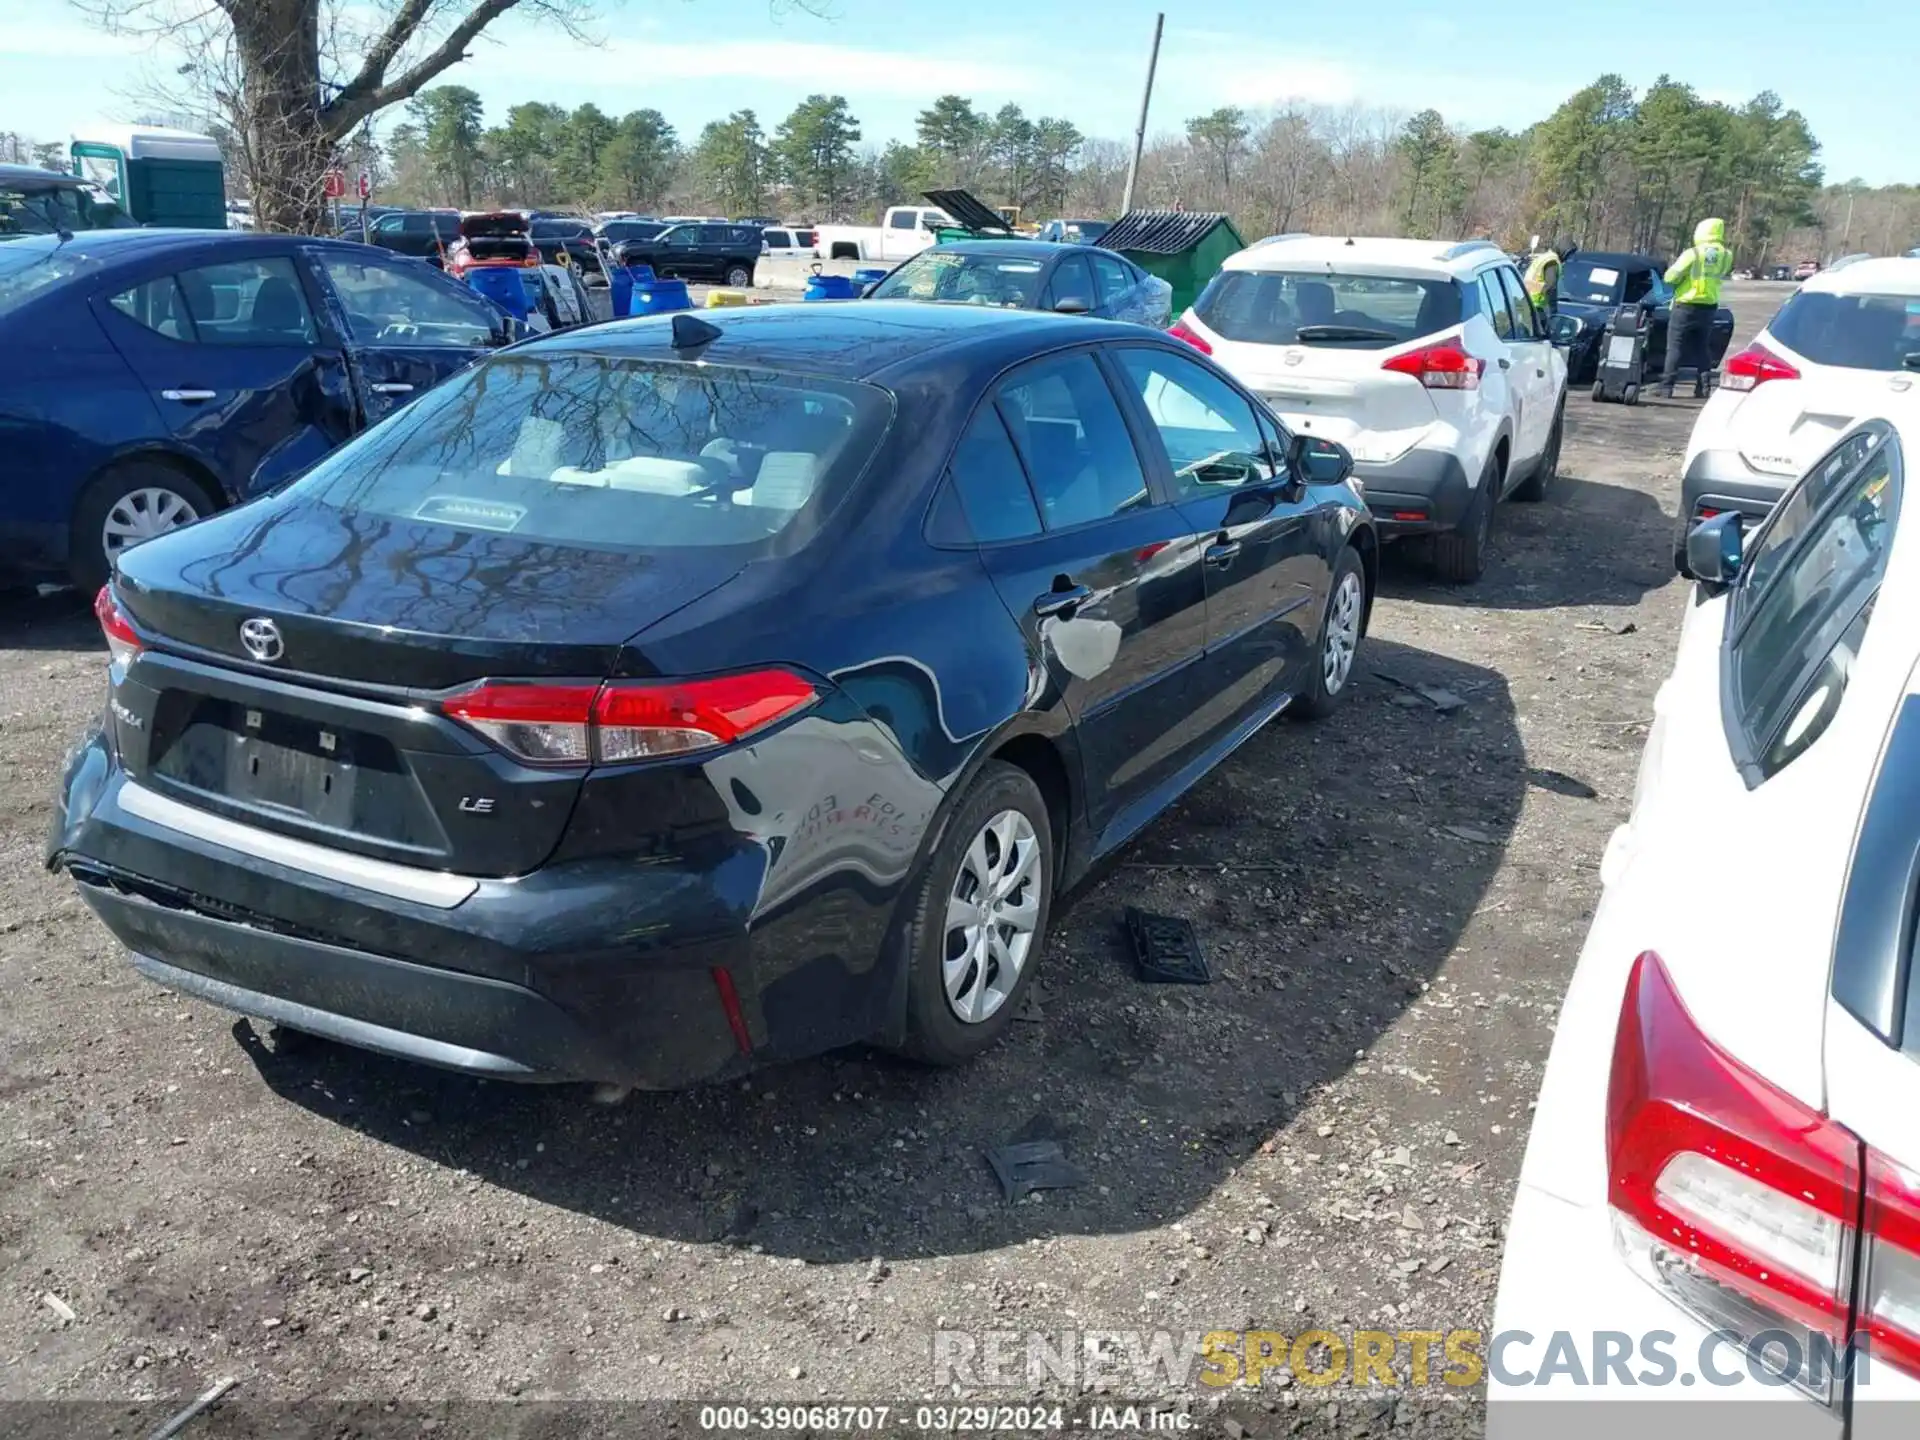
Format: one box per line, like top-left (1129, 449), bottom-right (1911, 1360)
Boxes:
top-left (1676, 449), bottom-right (1790, 537)
top-left (1352, 448), bottom-right (1476, 536)
top-left (49, 729), bottom-right (799, 1090)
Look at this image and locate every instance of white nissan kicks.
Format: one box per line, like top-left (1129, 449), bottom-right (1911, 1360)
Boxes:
top-left (1493, 406), bottom-right (1920, 1436)
top-left (1170, 235), bottom-right (1579, 583)
top-left (1675, 255), bottom-right (1920, 569)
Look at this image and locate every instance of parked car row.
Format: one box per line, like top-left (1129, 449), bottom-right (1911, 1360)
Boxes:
top-left (1491, 256), bottom-right (1920, 1431)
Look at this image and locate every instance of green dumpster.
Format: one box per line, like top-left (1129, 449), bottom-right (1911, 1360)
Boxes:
top-left (1095, 211), bottom-right (1246, 319)
top-left (71, 125), bottom-right (226, 229)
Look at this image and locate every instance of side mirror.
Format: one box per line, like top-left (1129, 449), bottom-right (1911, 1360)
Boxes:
top-left (1548, 314), bottom-right (1585, 347)
top-left (1684, 511), bottom-right (1746, 591)
top-left (1287, 432), bottom-right (1354, 487)
top-left (1053, 296), bottom-right (1092, 315)
top-left (1903, 353), bottom-right (1920, 372)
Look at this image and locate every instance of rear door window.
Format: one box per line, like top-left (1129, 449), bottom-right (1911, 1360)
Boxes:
top-left (1196, 269), bottom-right (1461, 348)
top-left (175, 257), bottom-right (317, 346)
top-left (945, 407), bottom-right (1043, 542)
top-left (1497, 267), bottom-right (1541, 339)
top-left (1726, 422), bottom-right (1901, 781)
top-left (1478, 272), bottom-right (1514, 339)
top-left (108, 275), bottom-right (197, 341)
top-left (994, 352), bottom-right (1150, 529)
top-left (1770, 290), bottom-right (1920, 371)
top-left (1090, 253), bottom-right (1136, 306)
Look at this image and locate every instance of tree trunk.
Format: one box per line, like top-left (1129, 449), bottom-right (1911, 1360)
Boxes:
top-left (232, 0), bottom-right (331, 233)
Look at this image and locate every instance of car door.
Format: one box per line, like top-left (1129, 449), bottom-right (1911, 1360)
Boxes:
top-left (1495, 265), bottom-right (1556, 466)
top-left (1106, 343), bottom-right (1326, 725)
top-left (655, 225), bottom-right (701, 279)
top-left (1470, 267), bottom-right (1533, 478)
top-left (95, 248), bottom-right (359, 498)
top-left (307, 248), bottom-right (501, 426)
top-left (955, 349), bottom-right (1213, 844)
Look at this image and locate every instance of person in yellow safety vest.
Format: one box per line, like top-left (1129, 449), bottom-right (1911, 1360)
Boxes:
top-left (1661, 217), bottom-right (1735, 398)
top-left (1524, 235), bottom-right (1578, 316)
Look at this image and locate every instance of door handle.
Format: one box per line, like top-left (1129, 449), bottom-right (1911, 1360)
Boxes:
top-left (1033, 584), bottom-right (1092, 619)
top-left (1496, 357), bottom-right (1512, 370)
top-left (370, 382), bottom-right (415, 395)
top-left (160, 388), bottom-right (216, 402)
top-left (1204, 539), bottom-right (1242, 567)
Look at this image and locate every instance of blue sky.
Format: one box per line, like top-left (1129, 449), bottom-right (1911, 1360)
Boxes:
top-left (1, 0), bottom-right (1907, 184)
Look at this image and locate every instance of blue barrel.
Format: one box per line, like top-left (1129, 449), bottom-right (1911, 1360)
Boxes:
top-left (465, 266), bottom-right (533, 321)
top-left (631, 277), bottom-right (690, 315)
top-left (852, 267), bottom-right (888, 290)
top-left (608, 261), bottom-right (655, 317)
top-left (803, 274), bottom-right (857, 302)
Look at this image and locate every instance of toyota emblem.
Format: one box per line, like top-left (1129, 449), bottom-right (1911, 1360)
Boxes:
top-left (239, 617), bottom-right (284, 663)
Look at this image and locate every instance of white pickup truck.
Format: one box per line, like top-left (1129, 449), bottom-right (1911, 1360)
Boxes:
top-left (812, 204), bottom-right (953, 262)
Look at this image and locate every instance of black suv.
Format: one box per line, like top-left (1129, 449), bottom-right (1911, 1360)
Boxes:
top-left (364, 209), bottom-right (462, 266)
top-left (612, 222), bottom-right (760, 287)
top-left (528, 216), bottom-right (602, 274)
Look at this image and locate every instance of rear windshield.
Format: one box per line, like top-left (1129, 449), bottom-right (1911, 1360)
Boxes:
top-left (1194, 269), bottom-right (1462, 348)
top-left (295, 352), bottom-right (893, 552)
top-left (1769, 290), bottom-right (1920, 371)
top-left (870, 250), bottom-right (1046, 308)
top-left (0, 240), bottom-right (101, 315)
top-left (1555, 258), bottom-right (1638, 307)
top-left (0, 182), bottom-right (132, 239)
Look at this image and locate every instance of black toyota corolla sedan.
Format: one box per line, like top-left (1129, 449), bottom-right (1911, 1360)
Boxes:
top-left (50, 301), bottom-right (1376, 1091)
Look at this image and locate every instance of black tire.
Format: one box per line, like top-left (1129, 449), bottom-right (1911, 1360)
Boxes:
top-left (1591, 379), bottom-right (1607, 402)
top-left (69, 461), bottom-right (218, 593)
top-left (1288, 544), bottom-right (1367, 720)
top-left (1509, 405), bottom-right (1562, 503)
top-left (1430, 454), bottom-right (1500, 584)
top-left (894, 761), bottom-right (1054, 1067)
top-left (724, 264), bottom-right (753, 289)
top-left (1623, 383), bottom-right (1641, 406)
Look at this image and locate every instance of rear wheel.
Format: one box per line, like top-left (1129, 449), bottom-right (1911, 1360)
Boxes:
top-left (1430, 454), bottom-right (1499, 584)
top-left (1591, 379), bottom-right (1606, 402)
top-left (724, 264), bottom-right (753, 288)
top-left (894, 762), bottom-right (1053, 1066)
top-left (1510, 406), bottom-right (1562, 502)
top-left (70, 461), bottom-right (217, 592)
top-left (1623, 383), bottom-right (1641, 406)
top-left (1288, 545), bottom-right (1367, 719)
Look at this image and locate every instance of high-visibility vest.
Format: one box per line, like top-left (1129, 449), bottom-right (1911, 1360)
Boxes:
top-left (1671, 243), bottom-right (1732, 306)
top-left (1523, 250), bottom-right (1560, 308)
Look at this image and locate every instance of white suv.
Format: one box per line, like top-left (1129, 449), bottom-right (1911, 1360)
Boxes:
top-left (1492, 410), bottom-right (1920, 1433)
top-left (1676, 255), bottom-right (1920, 568)
top-left (1170, 236), bottom-right (1577, 582)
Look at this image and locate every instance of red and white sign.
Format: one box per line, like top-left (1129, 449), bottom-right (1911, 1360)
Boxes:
top-left (322, 170), bottom-right (346, 200)
top-left (357, 170), bottom-right (371, 200)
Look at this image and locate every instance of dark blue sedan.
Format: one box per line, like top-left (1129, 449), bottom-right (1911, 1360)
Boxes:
top-left (0, 229), bottom-right (515, 589)
top-left (867, 240), bottom-right (1174, 327)
top-left (53, 302), bottom-right (1374, 1092)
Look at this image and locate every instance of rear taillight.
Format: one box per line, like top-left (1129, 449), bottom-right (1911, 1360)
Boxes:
top-left (1723, 342), bottom-right (1800, 393)
top-left (442, 670), bottom-right (817, 767)
top-left (94, 585), bottom-right (141, 668)
top-left (1381, 340), bottom-right (1483, 390)
top-left (1168, 317), bottom-right (1212, 355)
top-left (1607, 951), bottom-right (1862, 1398)
top-left (1864, 1154), bottom-right (1920, 1377)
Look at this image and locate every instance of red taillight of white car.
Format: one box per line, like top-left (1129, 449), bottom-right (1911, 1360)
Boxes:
top-left (1381, 340), bottom-right (1483, 390)
top-left (442, 670), bottom-right (817, 767)
top-left (94, 585), bottom-right (142, 668)
top-left (1722, 342), bottom-right (1801, 393)
top-left (1168, 318), bottom-right (1213, 356)
top-left (1607, 951), bottom-right (1920, 1397)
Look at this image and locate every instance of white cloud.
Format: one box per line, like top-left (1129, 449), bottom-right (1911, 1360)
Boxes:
top-left (2, 14), bottom-right (146, 60)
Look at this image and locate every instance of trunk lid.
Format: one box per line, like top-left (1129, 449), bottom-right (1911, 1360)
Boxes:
top-left (1729, 364), bottom-right (1887, 478)
top-left (1198, 322), bottom-right (1442, 463)
top-left (110, 498), bottom-right (742, 877)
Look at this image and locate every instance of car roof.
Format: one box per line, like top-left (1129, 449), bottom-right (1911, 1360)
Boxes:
top-left (0, 163), bottom-right (85, 190)
top-left (0, 229), bottom-right (442, 268)
top-left (928, 239), bottom-right (1099, 260)
top-left (1804, 257), bottom-right (1920, 298)
top-left (1569, 250), bottom-right (1660, 270)
top-left (1224, 234), bottom-right (1503, 279)
top-left (520, 300), bottom-right (1162, 382)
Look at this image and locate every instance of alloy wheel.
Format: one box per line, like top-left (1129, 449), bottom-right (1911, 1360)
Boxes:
top-left (942, 809), bottom-right (1041, 1024)
top-left (102, 487), bottom-right (200, 557)
top-left (1322, 570), bottom-right (1363, 695)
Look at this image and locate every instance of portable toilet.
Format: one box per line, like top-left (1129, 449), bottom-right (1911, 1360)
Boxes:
top-left (70, 125), bottom-right (226, 229)
top-left (1095, 211), bottom-right (1245, 319)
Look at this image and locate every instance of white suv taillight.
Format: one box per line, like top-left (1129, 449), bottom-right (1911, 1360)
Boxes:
top-left (442, 670), bottom-right (817, 767)
top-left (1722, 342), bottom-right (1801, 392)
top-left (1381, 340), bottom-right (1482, 390)
top-left (1606, 950), bottom-right (1920, 1400)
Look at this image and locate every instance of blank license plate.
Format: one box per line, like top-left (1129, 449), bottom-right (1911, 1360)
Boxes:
top-left (224, 729), bottom-right (357, 826)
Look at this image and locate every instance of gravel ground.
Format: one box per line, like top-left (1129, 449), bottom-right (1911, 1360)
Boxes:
top-left (0, 287), bottom-right (1782, 1437)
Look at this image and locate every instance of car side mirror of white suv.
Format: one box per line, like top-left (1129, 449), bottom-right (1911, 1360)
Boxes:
top-left (1684, 511), bottom-right (1746, 593)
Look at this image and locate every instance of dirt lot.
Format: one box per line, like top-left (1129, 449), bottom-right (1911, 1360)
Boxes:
top-left (0, 287), bottom-right (1781, 1436)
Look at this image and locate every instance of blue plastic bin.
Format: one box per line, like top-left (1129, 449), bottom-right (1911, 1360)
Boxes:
top-left (632, 277), bottom-right (691, 315)
top-left (465, 267), bottom-right (534, 321)
top-left (852, 267), bottom-right (888, 290)
top-left (803, 274), bottom-right (857, 302)
top-left (607, 262), bottom-right (655, 318)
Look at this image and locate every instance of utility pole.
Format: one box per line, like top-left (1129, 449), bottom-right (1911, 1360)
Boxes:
top-left (1121, 12), bottom-right (1164, 216)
